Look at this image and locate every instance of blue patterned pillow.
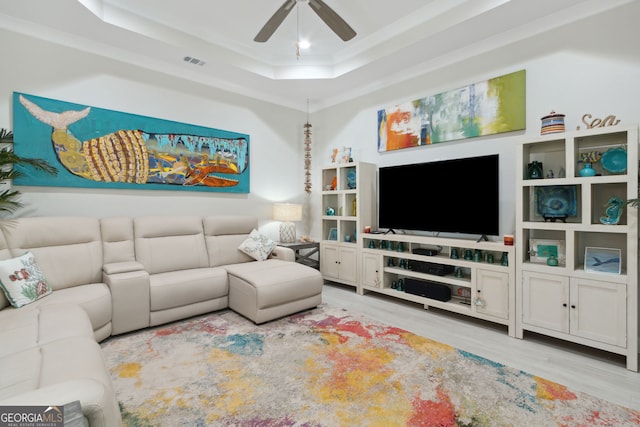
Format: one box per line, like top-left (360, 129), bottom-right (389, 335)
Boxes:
top-left (0, 252), bottom-right (52, 308)
top-left (238, 229), bottom-right (277, 261)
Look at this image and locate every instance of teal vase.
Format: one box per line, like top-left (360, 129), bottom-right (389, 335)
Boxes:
top-left (579, 163), bottom-right (596, 177)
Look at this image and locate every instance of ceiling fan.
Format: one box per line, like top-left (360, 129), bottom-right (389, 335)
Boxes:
top-left (254, 0), bottom-right (356, 43)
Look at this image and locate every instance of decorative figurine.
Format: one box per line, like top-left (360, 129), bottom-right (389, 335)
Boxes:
top-left (546, 169), bottom-right (554, 179)
top-left (486, 253), bottom-right (494, 264)
top-left (450, 248), bottom-right (459, 259)
top-left (600, 196), bottom-right (624, 225)
top-left (464, 249), bottom-right (473, 260)
top-left (330, 148), bottom-right (339, 163)
top-left (546, 254), bottom-right (559, 266)
top-left (397, 279), bottom-right (404, 291)
top-left (326, 207), bottom-right (335, 216)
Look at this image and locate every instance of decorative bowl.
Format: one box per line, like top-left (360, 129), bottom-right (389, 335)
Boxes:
top-left (600, 147), bottom-right (627, 173)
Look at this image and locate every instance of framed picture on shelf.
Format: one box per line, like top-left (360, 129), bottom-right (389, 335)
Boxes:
top-left (529, 239), bottom-right (566, 264)
top-left (327, 228), bottom-right (338, 241)
top-left (584, 247), bottom-right (621, 274)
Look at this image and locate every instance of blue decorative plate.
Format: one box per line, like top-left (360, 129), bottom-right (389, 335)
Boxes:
top-left (536, 186), bottom-right (577, 219)
top-left (346, 170), bottom-right (357, 189)
top-left (600, 147), bottom-right (627, 173)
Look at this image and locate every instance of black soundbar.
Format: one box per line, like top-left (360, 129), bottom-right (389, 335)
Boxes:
top-left (404, 278), bottom-right (451, 302)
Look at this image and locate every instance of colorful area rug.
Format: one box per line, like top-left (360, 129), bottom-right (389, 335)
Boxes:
top-left (101, 305), bottom-right (640, 426)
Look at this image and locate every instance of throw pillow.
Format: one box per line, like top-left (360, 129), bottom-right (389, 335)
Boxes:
top-left (239, 229), bottom-right (277, 261)
top-left (0, 252), bottom-right (52, 308)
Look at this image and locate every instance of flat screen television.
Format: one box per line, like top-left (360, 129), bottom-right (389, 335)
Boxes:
top-left (378, 154), bottom-right (499, 238)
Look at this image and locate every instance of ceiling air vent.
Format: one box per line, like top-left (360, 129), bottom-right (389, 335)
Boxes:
top-left (183, 56), bottom-right (206, 66)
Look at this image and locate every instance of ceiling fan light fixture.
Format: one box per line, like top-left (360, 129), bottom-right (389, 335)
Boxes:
top-left (297, 39), bottom-right (310, 50)
top-left (254, 0), bottom-right (355, 43)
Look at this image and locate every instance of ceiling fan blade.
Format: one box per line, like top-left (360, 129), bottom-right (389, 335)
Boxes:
top-left (254, 0), bottom-right (297, 42)
top-left (308, 0), bottom-right (356, 41)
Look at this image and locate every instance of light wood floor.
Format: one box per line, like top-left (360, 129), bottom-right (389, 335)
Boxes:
top-left (321, 281), bottom-right (640, 412)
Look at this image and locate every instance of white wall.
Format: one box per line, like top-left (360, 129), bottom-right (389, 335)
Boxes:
top-left (309, 3), bottom-right (640, 241)
top-left (0, 29), bottom-right (309, 241)
top-left (2, 3), bottom-right (640, 243)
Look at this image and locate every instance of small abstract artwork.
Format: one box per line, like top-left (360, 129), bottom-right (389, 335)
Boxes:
top-left (584, 247), bottom-right (621, 274)
top-left (377, 70), bottom-right (526, 151)
top-left (12, 92), bottom-right (250, 193)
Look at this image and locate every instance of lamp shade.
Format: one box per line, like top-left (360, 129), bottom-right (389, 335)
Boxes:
top-left (273, 203), bottom-right (302, 243)
top-left (273, 203), bottom-right (302, 222)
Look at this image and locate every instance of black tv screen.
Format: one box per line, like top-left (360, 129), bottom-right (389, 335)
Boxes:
top-left (378, 154), bottom-right (499, 237)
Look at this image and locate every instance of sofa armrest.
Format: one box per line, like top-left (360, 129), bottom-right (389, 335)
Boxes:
top-left (103, 268), bottom-right (150, 335)
top-left (270, 246), bottom-right (295, 262)
top-left (0, 379), bottom-right (122, 427)
top-left (103, 261), bottom-right (145, 275)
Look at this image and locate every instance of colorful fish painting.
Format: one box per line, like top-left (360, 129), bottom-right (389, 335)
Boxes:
top-left (13, 92), bottom-right (250, 193)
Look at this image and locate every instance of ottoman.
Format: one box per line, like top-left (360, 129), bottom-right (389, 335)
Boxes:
top-left (224, 259), bottom-right (323, 323)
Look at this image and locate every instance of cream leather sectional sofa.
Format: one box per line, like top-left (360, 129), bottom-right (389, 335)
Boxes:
top-left (0, 215), bottom-right (323, 426)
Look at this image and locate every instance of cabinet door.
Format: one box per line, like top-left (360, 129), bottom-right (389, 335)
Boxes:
top-left (475, 269), bottom-right (509, 320)
top-left (361, 252), bottom-right (382, 288)
top-left (321, 244), bottom-right (340, 280)
top-left (570, 278), bottom-right (626, 347)
top-left (522, 271), bottom-right (569, 333)
top-left (338, 246), bottom-right (358, 284)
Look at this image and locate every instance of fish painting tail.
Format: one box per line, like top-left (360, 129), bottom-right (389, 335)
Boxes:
top-left (19, 94), bottom-right (90, 130)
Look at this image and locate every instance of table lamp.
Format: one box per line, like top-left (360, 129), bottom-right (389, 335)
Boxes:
top-left (273, 203), bottom-right (302, 243)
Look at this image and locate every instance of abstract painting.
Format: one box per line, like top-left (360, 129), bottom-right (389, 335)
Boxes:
top-left (12, 92), bottom-right (250, 193)
top-left (377, 69), bottom-right (525, 151)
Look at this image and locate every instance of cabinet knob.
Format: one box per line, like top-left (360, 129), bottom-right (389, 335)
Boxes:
top-left (571, 305), bottom-right (576, 309)
top-left (562, 303), bottom-right (568, 307)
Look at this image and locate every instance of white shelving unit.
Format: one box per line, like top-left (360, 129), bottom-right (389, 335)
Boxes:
top-left (515, 124), bottom-right (639, 371)
top-left (320, 162), bottom-right (376, 288)
top-left (360, 233), bottom-right (517, 336)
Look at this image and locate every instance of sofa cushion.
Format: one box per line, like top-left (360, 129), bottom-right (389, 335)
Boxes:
top-left (134, 216), bottom-right (209, 274)
top-left (225, 259), bottom-right (322, 309)
top-left (238, 229), bottom-right (277, 261)
top-left (0, 252), bottom-right (52, 308)
top-left (204, 215), bottom-right (258, 267)
top-left (1, 217), bottom-right (103, 291)
top-left (150, 267), bottom-right (228, 311)
top-left (101, 217), bottom-right (136, 264)
top-left (0, 303), bottom-right (94, 358)
top-left (0, 337), bottom-right (113, 403)
top-left (37, 284), bottom-right (112, 335)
